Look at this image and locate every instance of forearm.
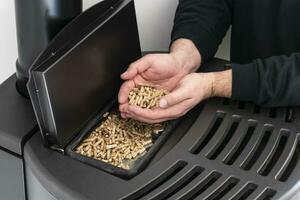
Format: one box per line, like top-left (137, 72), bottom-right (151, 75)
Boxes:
top-left (232, 53), bottom-right (300, 106)
top-left (201, 69), bottom-right (232, 99)
top-left (211, 69), bottom-right (232, 98)
top-left (170, 39), bottom-right (202, 74)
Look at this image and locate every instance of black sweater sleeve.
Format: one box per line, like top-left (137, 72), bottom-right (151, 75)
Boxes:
top-left (232, 53), bottom-right (300, 106)
top-left (171, 0), bottom-right (232, 62)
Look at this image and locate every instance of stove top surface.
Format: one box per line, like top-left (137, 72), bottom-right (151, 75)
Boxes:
top-left (24, 96), bottom-right (300, 200)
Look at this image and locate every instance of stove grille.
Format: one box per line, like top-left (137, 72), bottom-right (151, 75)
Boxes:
top-left (122, 99), bottom-right (300, 200)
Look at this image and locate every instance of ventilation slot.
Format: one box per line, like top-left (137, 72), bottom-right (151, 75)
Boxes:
top-left (269, 108), bottom-right (277, 118)
top-left (253, 105), bottom-right (261, 114)
top-left (258, 133), bottom-right (289, 176)
top-left (241, 127), bottom-right (273, 171)
top-left (278, 135), bottom-right (300, 182)
top-left (285, 107), bottom-right (294, 123)
top-left (238, 101), bottom-right (245, 109)
top-left (223, 98), bottom-right (230, 105)
top-left (179, 172), bottom-right (222, 200)
top-left (205, 177), bottom-right (240, 200)
top-left (207, 117), bottom-right (241, 160)
top-left (231, 183), bottom-right (258, 200)
top-left (122, 161), bottom-right (187, 200)
top-left (150, 166), bottom-right (203, 200)
top-left (257, 188), bottom-right (276, 200)
top-left (190, 112), bottom-right (225, 154)
top-left (223, 123), bottom-right (256, 165)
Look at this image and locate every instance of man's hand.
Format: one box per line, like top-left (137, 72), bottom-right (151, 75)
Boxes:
top-left (118, 39), bottom-right (201, 117)
top-left (126, 70), bottom-right (232, 123)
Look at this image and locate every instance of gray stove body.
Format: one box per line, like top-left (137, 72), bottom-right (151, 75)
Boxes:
top-left (1, 62), bottom-right (300, 200)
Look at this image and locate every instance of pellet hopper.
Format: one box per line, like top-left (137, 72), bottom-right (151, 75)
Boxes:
top-left (0, 0), bottom-right (299, 199)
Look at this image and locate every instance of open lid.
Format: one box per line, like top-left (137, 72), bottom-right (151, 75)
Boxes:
top-left (27, 0), bottom-right (141, 148)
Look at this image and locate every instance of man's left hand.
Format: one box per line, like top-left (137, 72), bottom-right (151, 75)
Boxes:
top-left (126, 70), bottom-right (232, 123)
top-left (126, 73), bottom-right (213, 123)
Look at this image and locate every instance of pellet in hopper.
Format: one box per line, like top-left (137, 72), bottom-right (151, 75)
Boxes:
top-left (75, 112), bottom-right (166, 170)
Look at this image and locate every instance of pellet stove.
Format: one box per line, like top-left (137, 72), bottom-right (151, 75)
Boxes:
top-left (0, 0), bottom-right (300, 200)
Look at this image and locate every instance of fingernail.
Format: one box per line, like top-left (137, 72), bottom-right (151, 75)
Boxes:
top-left (159, 99), bottom-right (168, 108)
top-left (121, 72), bottom-right (127, 77)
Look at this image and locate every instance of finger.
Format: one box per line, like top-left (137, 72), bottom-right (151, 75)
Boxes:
top-left (120, 112), bottom-right (127, 118)
top-left (128, 102), bottom-right (189, 120)
top-left (128, 111), bottom-right (171, 123)
top-left (118, 80), bottom-right (135, 104)
top-left (128, 105), bottom-right (161, 120)
top-left (121, 55), bottom-right (153, 80)
top-left (119, 103), bottom-right (129, 113)
top-left (159, 86), bottom-right (190, 108)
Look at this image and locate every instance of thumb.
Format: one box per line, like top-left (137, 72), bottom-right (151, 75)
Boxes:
top-left (121, 55), bottom-right (153, 80)
top-left (159, 86), bottom-right (189, 108)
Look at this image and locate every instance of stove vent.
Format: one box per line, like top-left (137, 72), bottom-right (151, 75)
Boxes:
top-left (123, 161), bottom-right (187, 200)
top-left (122, 99), bottom-right (300, 200)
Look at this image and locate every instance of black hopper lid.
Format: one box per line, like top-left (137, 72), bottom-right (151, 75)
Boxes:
top-left (27, 0), bottom-right (141, 148)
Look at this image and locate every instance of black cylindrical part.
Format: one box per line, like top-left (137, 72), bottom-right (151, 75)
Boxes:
top-left (14, 0), bottom-right (82, 97)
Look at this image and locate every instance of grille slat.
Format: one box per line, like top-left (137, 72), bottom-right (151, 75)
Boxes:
top-left (269, 130), bottom-right (297, 179)
top-left (192, 175), bottom-right (232, 200)
top-left (256, 188), bottom-right (277, 200)
top-left (190, 111), bottom-right (225, 155)
top-left (278, 134), bottom-right (300, 182)
top-left (230, 182), bottom-right (258, 200)
top-left (258, 130), bottom-right (289, 176)
top-left (200, 115), bottom-right (234, 156)
top-left (178, 171), bottom-right (222, 200)
top-left (201, 114), bottom-right (233, 151)
top-left (240, 126), bottom-right (273, 171)
top-left (223, 120), bottom-right (257, 165)
top-left (250, 127), bottom-right (284, 172)
top-left (149, 166), bottom-right (204, 200)
top-left (229, 123), bottom-right (264, 167)
top-left (122, 161), bottom-right (187, 200)
top-left (203, 177), bottom-right (240, 200)
top-left (206, 116), bottom-right (241, 160)
top-left (210, 180), bottom-right (250, 200)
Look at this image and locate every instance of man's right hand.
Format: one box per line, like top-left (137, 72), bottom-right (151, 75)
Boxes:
top-left (118, 39), bottom-right (201, 118)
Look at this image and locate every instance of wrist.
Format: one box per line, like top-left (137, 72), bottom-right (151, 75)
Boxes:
top-left (211, 70), bottom-right (232, 98)
top-left (170, 39), bottom-right (201, 74)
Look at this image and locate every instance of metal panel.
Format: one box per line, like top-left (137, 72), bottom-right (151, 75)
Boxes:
top-left (0, 74), bottom-right (37, 155)
top-left (0, 149), bottom-right (25, 200)
top-left (26, 166), bottom-right (57, 200)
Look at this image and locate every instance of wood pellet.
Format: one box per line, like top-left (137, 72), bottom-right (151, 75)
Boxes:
top-left (128, 84), bottom-right (168, 109)
top-left (75, 112), bottom-right (166, 170)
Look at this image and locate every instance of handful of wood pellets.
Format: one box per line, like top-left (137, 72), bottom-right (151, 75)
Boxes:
top-left (128, 83), bottom-right (169, 109)
top-left (75, 112), bottom-right (165, 170)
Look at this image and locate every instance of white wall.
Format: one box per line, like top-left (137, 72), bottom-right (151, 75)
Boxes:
top-left (0, 0), bottom-right (230, 84)
top-left (0, 0), bottom-right (18, 84)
